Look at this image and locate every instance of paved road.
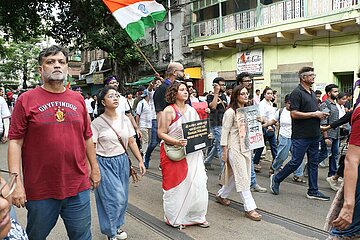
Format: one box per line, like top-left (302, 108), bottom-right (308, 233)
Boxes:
top-left (0, 143), bottom-right (336, 239)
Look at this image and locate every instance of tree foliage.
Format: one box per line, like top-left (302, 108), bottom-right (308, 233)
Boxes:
top-left (0, 0), bottom-right (153, 85)
top-left (0, 40), bottom-right (41, 88)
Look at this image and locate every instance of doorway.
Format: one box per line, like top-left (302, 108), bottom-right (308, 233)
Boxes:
top-left (335, 72), bottom-right (354, 94)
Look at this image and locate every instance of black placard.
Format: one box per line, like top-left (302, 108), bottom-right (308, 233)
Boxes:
top-left (182, 119), bottom-right (211, 154)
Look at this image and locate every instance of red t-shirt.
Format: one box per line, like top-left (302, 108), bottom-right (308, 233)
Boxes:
top-left (350, 106), bottom-right (360, 146)
top-left (9, 87), bottom-right (92, 200)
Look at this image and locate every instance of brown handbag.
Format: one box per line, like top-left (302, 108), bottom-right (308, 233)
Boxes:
top-left (100, 116), bottom-right (140, 183)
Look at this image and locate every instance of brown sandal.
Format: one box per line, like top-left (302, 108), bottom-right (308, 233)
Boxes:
top-left (269, 167), bottom-right (274, 177)
top-left (215, 195), bottom-right (231, 206)
top-left (245, 210), bottom-right (262, 221)
top-left (292, 176), bottom-right (306, 183)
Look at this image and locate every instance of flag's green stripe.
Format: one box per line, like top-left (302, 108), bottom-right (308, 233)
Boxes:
top-left (125, 10), bottom-right (166, 41)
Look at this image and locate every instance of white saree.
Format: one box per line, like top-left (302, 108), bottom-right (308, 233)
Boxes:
top-left (160, 105), bottom-right (208, 227)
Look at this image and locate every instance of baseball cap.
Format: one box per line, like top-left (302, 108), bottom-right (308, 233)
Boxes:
top-left (141, 89), bottom-right (149, 97)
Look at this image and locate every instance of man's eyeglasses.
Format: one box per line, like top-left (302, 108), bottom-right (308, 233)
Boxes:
top-left (0, 170), bottom-right (18, 198)
top-left (302, 73), bottom-right (316, 77)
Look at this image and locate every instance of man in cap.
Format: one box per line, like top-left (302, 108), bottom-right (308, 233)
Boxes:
top-left (136, 89), bottom-right (152, 154)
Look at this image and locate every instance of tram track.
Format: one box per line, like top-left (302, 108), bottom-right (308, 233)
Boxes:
top-left (138, 168), bottom-right (329, 240)
top-left (126, 203), bottom-right (194, 240)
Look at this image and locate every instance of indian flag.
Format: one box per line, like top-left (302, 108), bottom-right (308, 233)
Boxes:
top-left (103, 0), bottom-right (166, 41)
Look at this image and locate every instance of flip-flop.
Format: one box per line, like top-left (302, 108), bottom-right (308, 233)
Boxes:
top-left (292, 176), bottom-right (306, 183)
top-left (198, 221), bottom-right (210, 228)
top-left (215, 195), bottom-right (231, 206)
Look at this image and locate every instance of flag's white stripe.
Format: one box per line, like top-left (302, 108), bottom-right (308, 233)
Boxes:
top-left (112, 1), bottom-right (165, 29)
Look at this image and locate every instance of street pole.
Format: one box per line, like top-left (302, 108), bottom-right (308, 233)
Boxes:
top-left (168, 0), bottom-right (173, 62)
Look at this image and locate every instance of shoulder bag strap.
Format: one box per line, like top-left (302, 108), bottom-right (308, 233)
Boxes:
top-left (99, 115), bottom-right (127, 154)
top-left (219, 94), bottom-right (226, 109)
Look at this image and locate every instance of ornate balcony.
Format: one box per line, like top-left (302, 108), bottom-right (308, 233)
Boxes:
top-left (190, 0), bottom-right (360, 48)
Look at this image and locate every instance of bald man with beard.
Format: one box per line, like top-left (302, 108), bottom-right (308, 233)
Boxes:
top-left (144, 62), bottom-right (185, 169)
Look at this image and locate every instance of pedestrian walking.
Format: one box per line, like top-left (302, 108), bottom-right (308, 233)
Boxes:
top-left (216, 84), bottom-right (262, 221)
top-left (203, 77), bottom-right (227, 171)
top-left (136, 89), bottom-right (152, 154)
top-left (318, 84), bottom-right (340, 174)
top-left (326, 104), bottom-right (360, 239)
top-left (104, 75), bottom-right (143, 142)
top-left (158, 81), bottom-right (209, 228)
top-left (265, 94), bottom-right (305, 182)
top-left (144, 62), bottom-right (184, 169)
top-left (8, 45), bottom-right (101, 239)
top-left (0, 94), bottom-right (11, 144)
top-left (91, 86), bottom-right (146, 240)
top-left (270, 66), bottom-right (330, 201)
top-left (253, 87), bottom-right (278, 173)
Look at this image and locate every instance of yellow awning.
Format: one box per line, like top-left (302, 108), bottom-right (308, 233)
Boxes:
top-left (184, 67), bottom-right (202, 79)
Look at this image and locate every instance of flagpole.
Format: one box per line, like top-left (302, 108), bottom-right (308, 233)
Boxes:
top-left (168, 0), bottom-right (173, 62)
top-left (133, 43), bottom-right (158, 74)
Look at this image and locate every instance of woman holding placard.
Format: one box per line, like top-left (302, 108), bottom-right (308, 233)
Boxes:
top-left (215, 84), bottom-right (262, 221)
top-left (158, 81), bottom-right (209, 229)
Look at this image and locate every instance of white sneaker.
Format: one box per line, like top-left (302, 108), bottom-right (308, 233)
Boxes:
top-left (116, 229), bottom-right (127, 240)
top-left (326, 176), bottom-right (340, 191)
top-left (250, 184), bottom-right (267, 193)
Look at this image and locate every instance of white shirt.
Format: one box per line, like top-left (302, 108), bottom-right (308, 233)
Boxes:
top-left (253, 95), bottom-right (260, 105)
top-left (190, 95), bottom-right (200, 103)
top-left (337, 103), bottom-right (346, 119)
top-left (148, 90), bottom-right (156, 120)
top-left (91, 114), bottom-right (135, 157)
top-left (84, 98), bottom-right (94, 114)
top-left (116, 95), bottom-right (131, 115)
top-left (258, 99), bottom-right (276, 121)
top-left (0, 96), bottom-right (11, 132)
top-left (136, 99), bottom-right (152, 128)
top-left (226, 95), bottom-right (231, 105)
top-left (274, 107), bottom-right (292, 139)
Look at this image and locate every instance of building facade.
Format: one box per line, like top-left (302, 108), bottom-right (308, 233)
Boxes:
top-left (189, 0), bottom-right (360, 103)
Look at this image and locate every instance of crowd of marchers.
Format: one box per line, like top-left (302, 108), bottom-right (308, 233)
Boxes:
top-left (0, 45), bottom-right (359, 240)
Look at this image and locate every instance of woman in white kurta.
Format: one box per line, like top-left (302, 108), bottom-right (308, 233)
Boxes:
top-left (158, 81), bottom-right (209, 228)
top-left (216, 84), bottom-right (262, 221)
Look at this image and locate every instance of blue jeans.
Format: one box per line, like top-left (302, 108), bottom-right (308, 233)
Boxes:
top-left (318, 137), bottom-right (340, 177)
top-left (26, 189), bottom-right (91, 240)
top-left (274, 137), bottom-right (320, 194)
top-left (272, 135), bottom-right (304, 177)
top-left (95, 154), bottom-right (129, 237)
top-left (253, 127), bottom-right (278, 164)
top-left (250, 159), bottom-right (257, 188)
top-left (204, 126), bottom-right (223, 168)
top-left (144, 119), bottom-right (160, 166)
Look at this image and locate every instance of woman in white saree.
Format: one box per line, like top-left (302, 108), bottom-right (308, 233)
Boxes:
top-left (158, 81), bottom-right (209, 229)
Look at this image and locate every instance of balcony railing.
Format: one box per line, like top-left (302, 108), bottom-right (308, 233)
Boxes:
top-left (192, 0), bottom-right (359, 38)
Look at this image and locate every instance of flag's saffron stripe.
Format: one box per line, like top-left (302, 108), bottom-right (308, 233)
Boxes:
top-left (103, 0), bottom-right (166, 41)
top-left (103, 0), bottom-right (157, 13)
